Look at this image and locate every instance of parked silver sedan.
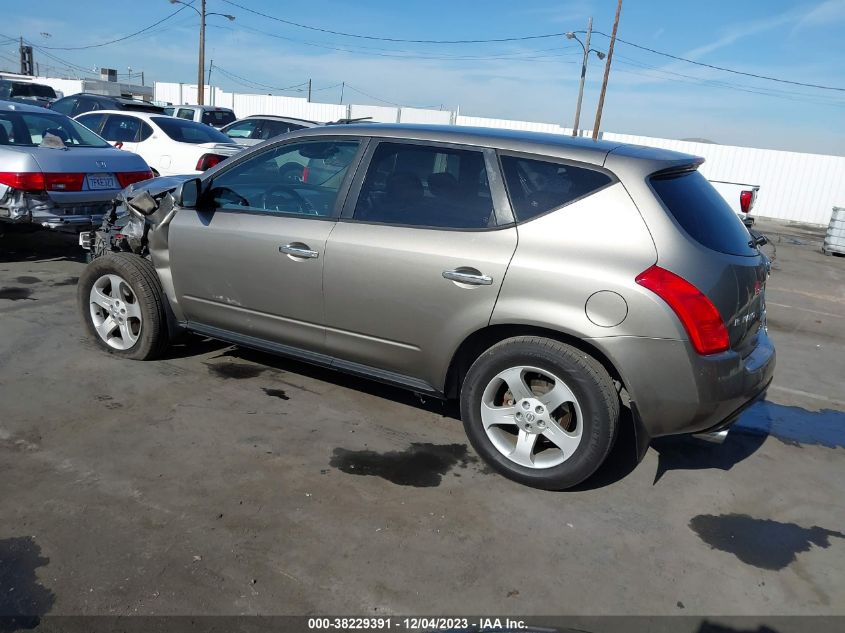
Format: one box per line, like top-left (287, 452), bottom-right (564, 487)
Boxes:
top-left (0, 100), bottom-right (152, 231)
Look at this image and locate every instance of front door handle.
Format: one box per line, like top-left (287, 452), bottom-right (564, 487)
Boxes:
top-left (442, 268), bottom-right (493, 286)
top-left (279, 243), bottom-right (319, 259)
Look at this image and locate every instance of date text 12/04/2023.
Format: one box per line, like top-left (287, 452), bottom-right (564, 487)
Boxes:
top-left (307, 617), bottom-right (529, 630)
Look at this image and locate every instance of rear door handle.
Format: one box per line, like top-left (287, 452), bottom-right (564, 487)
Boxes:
top-left (279, 243), bottom-right (319, 259)
top-left (442, 268), bottom-right (493, 286)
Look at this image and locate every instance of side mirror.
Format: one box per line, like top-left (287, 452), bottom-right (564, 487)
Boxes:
top-left (175, 177), bottom-right (201, 209)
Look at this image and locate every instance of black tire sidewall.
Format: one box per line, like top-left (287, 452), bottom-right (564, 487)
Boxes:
top-left (461, 339), bottom-right (617, 490)
top-left (78, 254), bottom-right (165, 360)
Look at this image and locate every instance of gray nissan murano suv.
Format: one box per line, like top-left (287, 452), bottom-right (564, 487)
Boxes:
top-left (77, 124), bottom-right (775, 489)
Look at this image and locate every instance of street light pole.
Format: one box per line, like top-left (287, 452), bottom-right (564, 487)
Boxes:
top-left (571, 17), bottom-right (592, 137)
top-left (197, 0), bottom-right (206, 104)
top-left (566, 21), bottom-right (604, 137)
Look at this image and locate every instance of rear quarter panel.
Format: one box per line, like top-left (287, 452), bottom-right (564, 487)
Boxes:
top-left (491, 182), bottom-right (683, 341)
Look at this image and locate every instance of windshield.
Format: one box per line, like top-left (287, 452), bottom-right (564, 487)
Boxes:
top-left (151, 116), bottom-right (232, 144)
top-left (0, 111), bottom-right (109, 147)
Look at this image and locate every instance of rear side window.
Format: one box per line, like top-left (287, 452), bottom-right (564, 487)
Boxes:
top-left (176, 108), bottom-right (195, 120)
top-left (500, 155), bottom-right (612, 222)
top-left (651, 170), bottom-right (756, 256)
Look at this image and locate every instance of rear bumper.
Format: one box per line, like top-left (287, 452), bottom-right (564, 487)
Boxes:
top-left (591, 329), bottom-right (776, 438)
top-left (0, 189), bottom-right (112, 231)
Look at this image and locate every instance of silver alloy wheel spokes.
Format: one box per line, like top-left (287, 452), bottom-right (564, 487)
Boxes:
top-left (89, 274), bottom-right (142, 350)
top-left (480, 365), bottom-right (583, 469)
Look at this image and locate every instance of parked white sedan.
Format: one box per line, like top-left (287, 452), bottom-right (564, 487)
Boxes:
top-left (74, 110), bottom-right (242, 176)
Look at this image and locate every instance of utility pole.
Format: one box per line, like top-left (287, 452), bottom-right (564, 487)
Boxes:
top-left (592, 0), bottom-right (622, 140)
top-left (197, 0), bottom-right (206, 105)
top-left (18, 37), bottom-right (34, 76)
top-left (171, 0), bottom-right (233, 105)
top-left (571, 17), bottom-right (593, 136)
top-left (339, 81), bottom-right (345, 104)
top-left (307, 78), bottom-right (312, 102)
top-left (141, 71), bottom-right (145, 86)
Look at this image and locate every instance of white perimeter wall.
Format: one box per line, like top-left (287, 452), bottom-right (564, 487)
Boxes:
top-left (156, 82), bottom-right (844, 226)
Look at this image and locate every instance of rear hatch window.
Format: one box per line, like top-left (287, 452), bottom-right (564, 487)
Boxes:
top-left (651, 169), bottom-right (756, 256)
top-left (202, 110), bottom-right (236, 127)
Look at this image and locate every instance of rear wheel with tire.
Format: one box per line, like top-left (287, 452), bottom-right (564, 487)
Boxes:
top-left (460, 336), bottom-right (619, 490)
top-left (78, 253), bottom-right (170, 360)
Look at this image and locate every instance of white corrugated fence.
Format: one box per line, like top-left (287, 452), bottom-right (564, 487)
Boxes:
top-left (155, 82), bottom-right (844, 226)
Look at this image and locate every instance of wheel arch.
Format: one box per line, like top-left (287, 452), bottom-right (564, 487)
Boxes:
top-left (444, 324), bottom-right (627, 400)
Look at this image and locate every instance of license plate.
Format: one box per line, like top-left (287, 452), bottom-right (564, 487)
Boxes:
top-left (86, 173), bottom-right (117, 190)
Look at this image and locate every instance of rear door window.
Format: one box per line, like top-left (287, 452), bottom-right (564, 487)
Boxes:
top-left (500, 155), bottom-right (612, 222)
top-left (76, 113), bottom-right (105, 133)
top-left (101, 115), bottom-right (142, 143)
top-left (353, 142), bottom-right (494, 229)
top-left (651, 169), bottom-right (757, 256)
top-left (176, 108), bottom-right (195, 120)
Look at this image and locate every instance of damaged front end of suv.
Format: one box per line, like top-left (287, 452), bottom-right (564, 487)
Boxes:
top-left (80, 175), bottom-right (193, 261)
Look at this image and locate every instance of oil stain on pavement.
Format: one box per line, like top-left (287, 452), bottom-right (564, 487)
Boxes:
top-left (689, 513), bottom-right (845, 570)
top-left (0, 287), bottom-right (35, 301)
top-left (0, 536), bottom-right (55, 631)
top-left (206, 362), bottom-right (268, 380)
top-left (13, 276), bottom-right (41, 285)
top-left (330, 443), bottom-right (478, 487)
top-left (262, 388), bottom-right (290, 400)
top-left (51, 276), bottom-right (79, 287)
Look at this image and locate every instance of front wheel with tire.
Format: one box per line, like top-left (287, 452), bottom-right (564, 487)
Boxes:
top-left (460, 337), bottom-right (619, 490)
top-left (78, 253), bottom-right (170, 360)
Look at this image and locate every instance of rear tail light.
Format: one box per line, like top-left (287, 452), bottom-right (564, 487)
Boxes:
top-left (196, 153), bottom-right (227, 171)
top-left (635, 265), bottom-right (730, 355)
top-left (0, 172), bottom-right (87, 191)
top-left (116, 170), bottom-right (155, 188)
top-left (740, 190), bottom-right (754, 213)
top-left (0, 172), bottom-right (46, 191)
top-left (44, 173), bottom-right (85, 191)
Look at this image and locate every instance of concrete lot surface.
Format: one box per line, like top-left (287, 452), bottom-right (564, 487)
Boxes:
top-left (0, 219), bottom-right (843, 619)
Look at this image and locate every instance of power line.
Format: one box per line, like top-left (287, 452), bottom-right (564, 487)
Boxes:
top-left (33, 3), bottom-right (194, 50)
top-left (593, 31), bottom-right (845, 92)
top-left (220, 1), bottom-right (844, 92)
top-left (342, 84), bottom-right (438, 109)
top-left (234, 22), bottom-right (581, 62)
top-left (221, 0), bottom-right (568, 44)
top-left (613, 54), bottom-right (845, 106)
top-left (212, 65), bottom-right (310, 93)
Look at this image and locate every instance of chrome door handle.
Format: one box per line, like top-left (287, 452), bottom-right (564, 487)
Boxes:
top-left (279, 243), bottom-right (319, 259)
top-left (442, 269), bottom-right (493, 285)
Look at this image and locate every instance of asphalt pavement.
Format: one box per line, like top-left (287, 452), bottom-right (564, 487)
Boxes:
top-left (0, 220), bottom-right (843, 620)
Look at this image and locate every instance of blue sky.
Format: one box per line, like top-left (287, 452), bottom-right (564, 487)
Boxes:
top-left (2, 0), bottom-right (844, 154)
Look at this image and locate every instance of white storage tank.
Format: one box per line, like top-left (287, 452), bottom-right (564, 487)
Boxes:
top-left (823, 207), bottom-right (845, 256)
